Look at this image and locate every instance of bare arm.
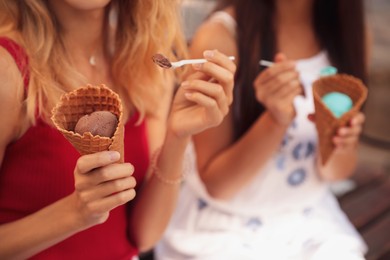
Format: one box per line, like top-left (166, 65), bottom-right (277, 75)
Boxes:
top-left (190, 18), bottom-right (302, 199)
top-left (0, 47), bottom-right (84, 258)
top-left (0, 47), bottom-right (25, 165)
top-left (128, 50), bottom-right (236, 252)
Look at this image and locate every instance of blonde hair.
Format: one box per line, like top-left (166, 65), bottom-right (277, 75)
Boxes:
top-left (0, 0), bottom-right (187, 124)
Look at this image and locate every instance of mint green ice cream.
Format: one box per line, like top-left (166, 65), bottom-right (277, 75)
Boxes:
top-left (322, 92), bottom-right (353, 118)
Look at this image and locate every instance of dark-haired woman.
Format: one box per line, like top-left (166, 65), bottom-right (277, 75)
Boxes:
top-left (156, 0), bottom-right (368, 259)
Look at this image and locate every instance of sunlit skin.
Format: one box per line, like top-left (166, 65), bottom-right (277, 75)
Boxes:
top-left (0, 0), bottom-right (236, 258)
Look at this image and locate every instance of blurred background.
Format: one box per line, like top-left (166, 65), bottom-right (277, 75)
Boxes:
top-left (360, 0), bottom-right (390, 167)
top-left (178, 0), bottom-right (390, 259)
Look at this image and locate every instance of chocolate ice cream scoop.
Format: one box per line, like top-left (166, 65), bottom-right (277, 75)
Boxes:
top-left (74, 111), bottom-right (118, 138)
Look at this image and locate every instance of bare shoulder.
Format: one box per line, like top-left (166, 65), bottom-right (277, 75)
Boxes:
top-left (0, 46), bottom-right (24, 102)
top-left (190, 8), bottom-right (237, 58)
top-left (0, 45), bottom-right (25, 158)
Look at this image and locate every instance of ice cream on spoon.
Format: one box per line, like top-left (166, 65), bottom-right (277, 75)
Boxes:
top-left (152, 53), bottom-right (235, 69)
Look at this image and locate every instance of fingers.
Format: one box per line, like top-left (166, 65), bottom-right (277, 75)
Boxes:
top-left (201, 50), bottom-right (236, 74)
top-left (349, 112), bottom-right (365, 127)
top-left (255, 72), bottom-right (301, 107)
top-left (187, 50), bottom-right (235, 105)
top-left (186, 50), bottom-right (236, 81)
top-left (184, 91), bottom-right (223, 126)
top-left (75, 151), bottom-right (121, 175)
top-left (333, 112), bottom-right (365, 148)
top-left (76, 162), bottom-right (135, 190)
top-left (253, 59), bottom-right (299, 107)
top-left (274, 52), bottom-right (288, 63)
top-left (79, 175), bottom-right (137, 202)
top-left (168, 50), bottom-right (235, 137)
top-left (192, 61), bottom-right (233, 95)
top-left (181, 80), bottom-right (229, 116)
top-left (284, 83), bottom-right (303, 100)
top-left (267, 72), bottom-right (301, 97)
top-left (192, 60), bottom-right (234, 87)
top-left (254, 60), bottom-right (296, 86)
top-left (84, 189), bottom-right (136, 215)
top-left (73, 156), bottom-right (136, 224)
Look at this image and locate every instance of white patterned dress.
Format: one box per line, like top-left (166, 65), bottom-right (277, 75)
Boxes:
top-left (156, 11), bottom-right (367, 260)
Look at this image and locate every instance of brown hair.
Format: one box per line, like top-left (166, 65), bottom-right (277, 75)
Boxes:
top-left (214, 0), bottom-right (367, 140)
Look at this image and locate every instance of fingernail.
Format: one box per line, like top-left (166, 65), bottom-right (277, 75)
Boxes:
top-left (184, 92), bottom-right (192, 98)
top-left (109, 151), bottom-right (120, 161)
top-left (129, 164), bottom-right (135, 174)
top-left (203, 50), bottom-right (214, 58)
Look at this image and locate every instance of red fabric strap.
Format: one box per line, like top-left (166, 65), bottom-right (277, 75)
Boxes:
top-left (0, 37), bottom-right (30, 89)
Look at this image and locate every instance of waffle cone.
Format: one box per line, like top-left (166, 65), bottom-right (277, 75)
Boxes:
top-left (51, 84), bottom-right (125, 162)
top-left (313, 74), bottom-right (367, 165)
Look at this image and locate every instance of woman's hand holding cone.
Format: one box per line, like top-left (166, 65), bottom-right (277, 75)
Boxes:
top-left (333, 112), bottom-right (365, 151)
top-left (309, 111), bottom-right (365, 155)
top-left (71, 151), bottom-right (136, 228)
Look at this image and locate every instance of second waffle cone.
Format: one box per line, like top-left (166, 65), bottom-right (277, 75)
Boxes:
top-left (312, 74), bottom-right (367, 165)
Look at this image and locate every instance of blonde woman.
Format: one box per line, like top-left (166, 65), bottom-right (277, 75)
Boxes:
top-left (0, 0), bottom-right (235, 259)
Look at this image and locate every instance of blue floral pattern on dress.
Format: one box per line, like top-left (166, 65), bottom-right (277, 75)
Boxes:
top-left (290, 120), bottom-right (298, 129)
top-left (276, 155), bottom-right (286, 171)
top-left (281, 135), bottom-right (289, 148)
top-left (287, 168), bottom-right (306, 186)
top-left (280, 134), bottom-right (293, 150)
top-left (197, 198), bottom-right (208, 210)
top-left (245, 217), bottom-right (262, 231)
top-left (293, 141), bottom-right (316, 160)
top-left (305, 141), bottom-right (315, 158)
top-left (292, 143), bottom-right (304, 160)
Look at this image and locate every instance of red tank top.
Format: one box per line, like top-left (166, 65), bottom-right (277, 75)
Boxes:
top-left (0, 37), bottom-right (150, 259)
